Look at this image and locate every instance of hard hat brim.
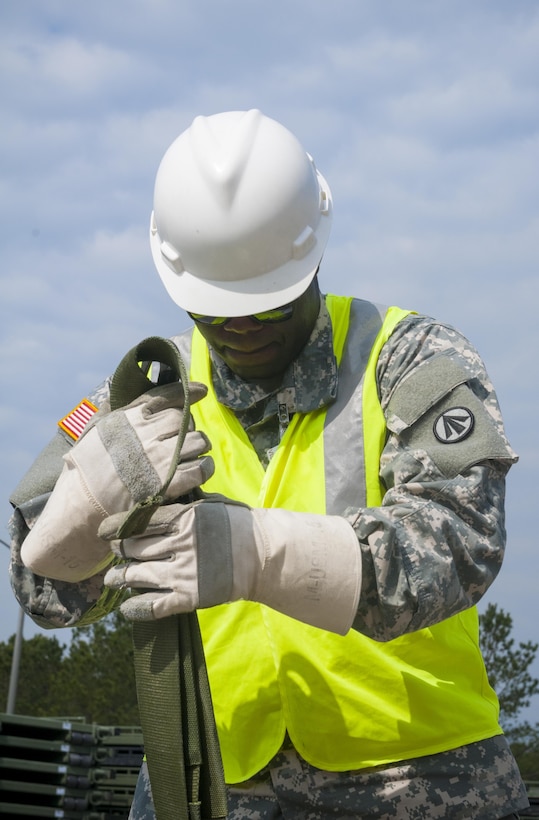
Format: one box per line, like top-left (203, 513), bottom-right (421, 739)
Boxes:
top-left (149, 204), bottom-right (332, 317)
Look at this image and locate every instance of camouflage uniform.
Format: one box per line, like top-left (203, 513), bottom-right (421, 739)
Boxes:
top-left (8, 297), bottom-right (529, 818)
top-left (130, 737), bottom-right (524, 819)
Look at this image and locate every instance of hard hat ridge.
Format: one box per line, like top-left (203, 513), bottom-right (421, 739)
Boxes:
top-left (189, 108), bottom-right (262, 209)
top-left (150, 109), bottom-right (333, 316)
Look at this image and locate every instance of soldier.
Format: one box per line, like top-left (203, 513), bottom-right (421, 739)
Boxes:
top-left (10, 110), bottom-right (529, 818)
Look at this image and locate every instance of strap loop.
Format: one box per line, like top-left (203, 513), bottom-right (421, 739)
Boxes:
top-left (109, 336), bottom-right (192, 539)
top-left (109, 336), bottom-right (227, 820)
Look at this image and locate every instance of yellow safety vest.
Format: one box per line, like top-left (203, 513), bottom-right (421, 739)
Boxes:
top-left (189, 295), bottom-right (502, 784)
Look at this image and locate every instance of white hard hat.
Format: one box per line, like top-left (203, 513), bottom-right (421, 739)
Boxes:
top-left (150, 109), bottom-right (332, 316)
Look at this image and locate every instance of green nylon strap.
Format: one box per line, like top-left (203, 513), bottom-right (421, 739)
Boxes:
top-left (109, 336), bottom-right (227, 820)
top-left (109, 336), bottom-right (193, 540)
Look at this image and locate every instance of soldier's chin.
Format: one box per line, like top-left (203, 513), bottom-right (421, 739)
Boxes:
top-left (220, 343), bottom-right (284, 379)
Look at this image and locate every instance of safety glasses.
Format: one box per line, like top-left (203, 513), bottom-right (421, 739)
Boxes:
top-left (188, 303), bottom-right (295, 326)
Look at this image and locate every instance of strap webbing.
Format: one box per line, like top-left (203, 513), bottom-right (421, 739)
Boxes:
top-left (109, 336), bottom-right (227, 820)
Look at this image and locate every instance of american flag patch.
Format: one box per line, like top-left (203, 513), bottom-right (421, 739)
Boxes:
top-left (58, 398), bottom-right (99, 441)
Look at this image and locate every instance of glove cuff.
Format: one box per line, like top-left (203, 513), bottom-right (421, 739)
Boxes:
top-left (230, 506), bottom-right (362, 635)
top-left (195, 502), bottom-right (234, 608)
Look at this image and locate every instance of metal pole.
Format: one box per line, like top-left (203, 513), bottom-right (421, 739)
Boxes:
top-left (6, 605), bottom-right (25, 714)
top-left (1, 536), bottom-right (25, 714)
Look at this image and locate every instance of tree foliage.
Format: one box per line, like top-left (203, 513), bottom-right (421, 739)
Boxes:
top-left (0, 632), bottom-right (65, 717)
top-left (53, 611), bottom-right (140, 724)
top-left (0, 610), bottom-right (139, 725)
top-left (479, 602), bottom-right (539, 726)
top-left (479, 602), bottom-right (539, 781)
top-left (504, 722), bottom-right (539, 782)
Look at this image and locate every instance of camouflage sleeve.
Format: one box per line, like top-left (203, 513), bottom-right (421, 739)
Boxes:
top-left (350, 315), bottom-right (518, 641)
top-left (9, 498), bottom-right (125, 629)
top-left (7, 377), bottom-right (124, 629)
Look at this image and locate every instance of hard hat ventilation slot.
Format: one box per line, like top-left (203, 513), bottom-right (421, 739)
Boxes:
top-left (319, 190), bottom-right (329, 215)
top-left (160, 241), bottom-right (185, 274)
top-left (292, 226), bottom-right (316, 260)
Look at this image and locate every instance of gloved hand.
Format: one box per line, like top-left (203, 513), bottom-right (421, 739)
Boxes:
top-left (68, 381), bottom-right (212, 507)
top-left (101, 498), bottom-right (362, 635)
top-left (21, 382), bottom-right (214, 582)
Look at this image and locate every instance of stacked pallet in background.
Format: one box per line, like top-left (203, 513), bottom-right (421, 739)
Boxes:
top-left (90, 726), bottom-right (144, 817)
top-left (522, 782), bottom-right (539, 817)
top-left (0, 713), bottom-right (143, 819)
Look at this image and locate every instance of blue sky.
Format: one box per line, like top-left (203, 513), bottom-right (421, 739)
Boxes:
top-left (1, 1), bottom-right (538, 717)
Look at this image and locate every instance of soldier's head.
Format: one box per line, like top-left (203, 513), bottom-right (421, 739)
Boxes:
top-left (149, 110), bottom-right (331, 380)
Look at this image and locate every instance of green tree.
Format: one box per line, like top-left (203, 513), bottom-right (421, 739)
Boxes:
top-left (479, 602), bottom-right (539, 726)
top-left (504, 722), bottom-right (539, 782)
top-left (50, 611), bottom-right (139, 724)
top-left (0, 611), bottom-right (139, 724)
top-left (0, 632), bottom-right (66, 716)
top-left (479, 602), bottom-right (539, 781)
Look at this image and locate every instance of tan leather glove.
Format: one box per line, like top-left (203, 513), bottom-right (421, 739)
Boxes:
top-left (101, 499), bottom-right (361, 635)
top-left (21, 383), bottom-right (213, 581)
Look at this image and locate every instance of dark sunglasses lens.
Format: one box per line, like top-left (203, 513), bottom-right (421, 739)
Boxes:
top-left (254, 305), bottom-right (294, 323)
top-left (189, 304), bottom-right (294, 325)
top-left (188, 313), bottom-right (228, 325)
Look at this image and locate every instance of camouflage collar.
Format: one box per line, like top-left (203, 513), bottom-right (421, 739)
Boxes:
top-left (208, 296), bottom-right (338, 415)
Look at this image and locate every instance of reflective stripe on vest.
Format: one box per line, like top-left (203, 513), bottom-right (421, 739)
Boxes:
top-left (189, 295), bottom-right (501, 784)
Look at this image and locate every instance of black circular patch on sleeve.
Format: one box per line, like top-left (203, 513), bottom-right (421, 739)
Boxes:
top-left (433, 406), bottom-right (475, 443)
